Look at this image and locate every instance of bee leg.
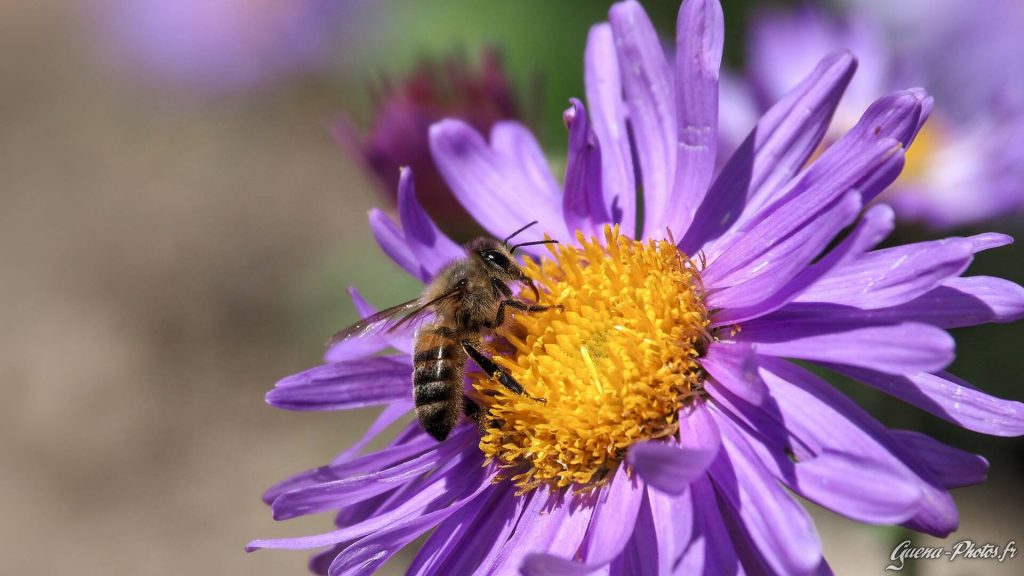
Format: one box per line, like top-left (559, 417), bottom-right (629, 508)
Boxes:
top-left (487, 299), bottom-right (563, 329)
top-left (461, 340), bottom-right (547, 403)
top-left (462, 395), bottom-right (482, 421)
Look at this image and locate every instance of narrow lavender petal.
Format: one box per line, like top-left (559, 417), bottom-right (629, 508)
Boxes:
top-left (711, 202), bottom-right (892, 325)
top-left (702, 120), bottom-right (890, 287)
top-left (891, 430), bottom-right (989, 489)
top-left (331, 401), bottom-right (414, 464)
top-left (247, 454), bottom-right (489, 552)
top-left (686, 475), bottom-right (740, 576)
top-left (965, 232), bottom-right (1013, 252)
top-left (408, 481), bottom-right (522, 576)
top-left (627, 440), bottom-right (717, 496)
top-left (585, 23), bottom-right (635, 229)
top-left (664, 0), bottom-right (723, 238)
top-left (272, 429), bottom-right (474, 521)
top-left (701, 342), bottom-right (767, 405)
top-left (900, 488), bottom-right (959, 538)
top-left (579, 466), bottom-right (644, 565)
top-left (833, 366), bottom-right (1024, 437)
top-left (680, 51), bottom-right (855, 254)
top-left (706, 363), bottom-right (923, 524)
top-left (563, 99), bottom-right (610, 236)
top-left (368, 209), bottom-right (425, 281)
top-left (488, 489), bottom-right (595, 574)
top-left (708, 416), bottom-right (822, 575)
top-left (710, 89), bottom-right (924, 263)
top-left (267, 356), bottom-right (412, 411)
top-left (758, 274), bottom-right (1024, 330)
top-left (706, 192), bottom-right (862, 311)
top-left (736, 321), bottom-right (954, 375)
top-left (608, 494), bottom-right (660, 576)
top-left (397, 167), bottom-right (461, 277)
top-left (608, 0), bottom-right (676, 238)
top-left (647, 488), bottom-right (694, 575)
top-left (490, 121), bottom-right (563, 202)
top-left (263, 432), bottom-right (434, 506)
top-left (429, 119), bottom-right (568, 243)
top-left (327, 463), bottom-right (493, 576)
top-left (795, 237), bottom-right (975, 309)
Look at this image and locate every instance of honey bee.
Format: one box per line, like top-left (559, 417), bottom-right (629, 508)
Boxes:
top-left (328, 221), bottom-right (561, 441)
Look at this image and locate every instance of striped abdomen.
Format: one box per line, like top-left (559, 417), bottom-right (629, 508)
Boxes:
top-left (412, 325), bottom-right (466, 441)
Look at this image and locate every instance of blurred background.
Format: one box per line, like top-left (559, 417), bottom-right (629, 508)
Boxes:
top-left (1, 0), bottom-right (1021, 574)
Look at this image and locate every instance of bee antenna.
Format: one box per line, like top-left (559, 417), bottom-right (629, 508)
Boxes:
top-left (509, 239), bottom-right (559, 254)
top-left (503, 221), bottom-right (539, 246)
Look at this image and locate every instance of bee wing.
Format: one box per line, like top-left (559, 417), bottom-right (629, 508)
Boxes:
top-left (326, 284), bottom-right (464, 347)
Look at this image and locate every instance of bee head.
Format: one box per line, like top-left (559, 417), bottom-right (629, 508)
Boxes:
top-left (467, 222), bottom-right (559, 300)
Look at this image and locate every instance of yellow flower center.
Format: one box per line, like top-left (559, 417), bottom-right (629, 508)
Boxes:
top-left (472, 225), bottom-right (709, 492)
top-left (899, 121), bottom-right (942, 184)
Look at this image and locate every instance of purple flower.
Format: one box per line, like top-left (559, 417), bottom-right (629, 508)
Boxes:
top-left (335, 49), bottom-right (523, 230)
top-left (731, 1), bottom-right (1024, 228)
top-left (251, 1), bottom-right (1024, 574)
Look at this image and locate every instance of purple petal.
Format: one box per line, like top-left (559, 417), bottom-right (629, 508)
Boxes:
top-left (709, 424), bottom-right (822, 576)
top-left (647, 487), bottom-right (695, 574)
top-left (523, 467), bottom-right (645, 574)
top-left (326, 463), bottom-right (494, 576)
top-left (833, 366), bottom-right (1024, 437)
top-left (705, 192), bottom-right (862, 311)
top-left (263, 431), bottom-right (435, 506)
top-left (756, 274), bottom-right (1024, 329)
top-left (368, 209), bottom-right (425, 281)
top-left (490, 121), bottom-right (563, 203)
top-left (608, 494), bottom-right (660, 576)
top-left (248, 453), bottom-right (490, 552)
top-left (331, 401), bottom-right (415, 464)
top-left (584, 23), bottom-right (635, 230)
top-left (488, 489), bottom-right (596, 575)
top-left (579, 466), bottom-right (645, 565)
top-left (711, 203), bottom-right (893, 325)
top-left (796, 237), bottom-right (975, 309)
top-left (563, 99), bottom-right (611, 235)
top-left (408, 481), bottom-right (523, 576)
top-left (686, 475), bottom-right (740, 576)
top-left (429, 119), bottom-right (568, 243)
top-left (271, 429), bottom-right (475, 521)
top-left (267, 356), bottom-right (411, 411)
top-left (701, 342), bottom-right (767, 405)
top-left (627, 400), bottom-right (721, 495)
top-left (890, 430), bottom-right (989, 489)
top-left (397, 168), bottom-right (461, 277)
top-left (663, 0), bottom-right (723, 237)
top-left (608, 1), bottom-right (676, 239)
top-left (707, 359), bottom-right (924, 524)
top-left (736, 321), bottom-right (954, 375)
top-left (680, 51), bottom-right (856, 254)
top-left (964, 232), bottom-right (1013, 252)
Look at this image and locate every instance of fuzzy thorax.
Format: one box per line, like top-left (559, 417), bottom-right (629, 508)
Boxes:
top-left (473, 225), bottom-right (709, 492)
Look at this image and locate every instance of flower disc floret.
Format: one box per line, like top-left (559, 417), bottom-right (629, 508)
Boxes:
top-left (474, 225), bottom-right (710, 491)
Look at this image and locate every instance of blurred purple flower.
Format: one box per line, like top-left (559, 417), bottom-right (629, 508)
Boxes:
top-left (335, 49), bottom-right (524, 228)
top-left (251, 0), bottom-right (1024, 573)
top-left (729, 1), bottom-right (1024, 228)
top-left (103, 0), bottom-right (364, 93)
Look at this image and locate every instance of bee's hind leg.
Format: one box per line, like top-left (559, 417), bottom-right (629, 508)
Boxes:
top-left (461, 340), bottom-right (546, 403)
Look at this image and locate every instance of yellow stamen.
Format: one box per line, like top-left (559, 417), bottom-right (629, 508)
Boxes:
top-left (472, 225), bottom-right (709, 492)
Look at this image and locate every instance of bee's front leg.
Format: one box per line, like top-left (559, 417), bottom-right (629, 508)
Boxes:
top-left (461, 340), bottom-right (546, 403)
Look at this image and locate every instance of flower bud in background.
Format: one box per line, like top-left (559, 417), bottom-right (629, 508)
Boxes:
top-left (334, 48), bottom-right (529, 236)
top-left (725, 1), bottom-right (1024, 229)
